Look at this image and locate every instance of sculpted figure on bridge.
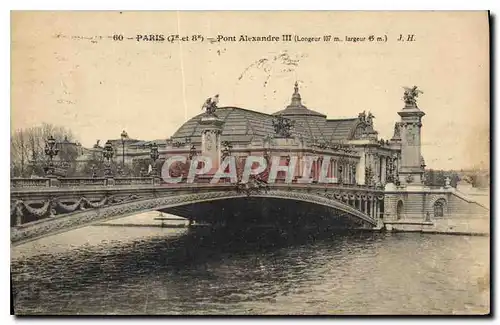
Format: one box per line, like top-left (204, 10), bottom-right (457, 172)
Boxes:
top-left (403, 86), bottom-right (423, 107)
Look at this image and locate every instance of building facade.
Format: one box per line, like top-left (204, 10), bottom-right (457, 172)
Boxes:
top-left (100, 82), bottom-right (415, 188)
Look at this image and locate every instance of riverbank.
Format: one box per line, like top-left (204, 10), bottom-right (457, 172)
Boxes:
top-left (382, 216), bottom-right (490, 237)
top-left (93, 222), bottom-right (211, 228)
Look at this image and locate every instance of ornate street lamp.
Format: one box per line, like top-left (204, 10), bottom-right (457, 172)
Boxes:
top-left (221, 141), bottom-right (232, 159)
top-left (120, 130), bottom-right (128, 173)
top-left (44, 135), bottom-right (59, 177)
top-left (149, 142), bottom-right (160, 177)
top-left (188, 144), bottom-right (197, 160)
top-left (263, 150), bottom-right (270, 163)
top-left (90, 164), bottom-right (97, 178)
top-left (103, 140), bottom-right (114, 177)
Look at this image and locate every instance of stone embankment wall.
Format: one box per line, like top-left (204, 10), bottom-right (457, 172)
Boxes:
top-left (382, 186), bottom-right (489, 235)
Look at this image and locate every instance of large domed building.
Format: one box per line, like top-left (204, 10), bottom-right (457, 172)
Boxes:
top-left (111, 82), bottom-right (404, 186)
top-left (170, 82), bottom-right (369, 145)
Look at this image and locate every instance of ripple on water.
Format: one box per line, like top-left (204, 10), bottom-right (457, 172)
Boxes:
top-left (11, 226), bottom-right (490, 315)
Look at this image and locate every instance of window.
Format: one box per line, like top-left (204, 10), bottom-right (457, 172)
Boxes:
top-left (396, 200), bottom-right (404, 220)
top-left (352, 125), bottom-right (365, 139)
top-left (434, 199), bottom-right (446, 218)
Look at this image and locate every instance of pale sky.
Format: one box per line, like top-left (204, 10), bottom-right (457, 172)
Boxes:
top-left (11, 11), bottom-right (489, 170)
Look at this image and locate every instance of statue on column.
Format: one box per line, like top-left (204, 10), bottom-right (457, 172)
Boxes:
top-left (403, 86), bottom-right (423, 107)
top-left (358, 111), bottom-right (375, 130)
top-left (365, 112), bottom-right (375, 128)
top-left (202, 94), bottom-right (219, 115)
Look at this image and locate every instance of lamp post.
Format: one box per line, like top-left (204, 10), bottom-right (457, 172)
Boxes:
top-left (189, 144), bottom-right (197, 160)
top-left (221, 141), bottom-right (232, 159)
top-left (120, 130), bottom-right (127, 175)
top-left (103, 140), bottom-right (114, 177)
top-left (44, 135), bottom-right (59, 177)
top-left (90, 164), bottom-right (97, 178)
top-left (149, 142), bottom-right (159, 177)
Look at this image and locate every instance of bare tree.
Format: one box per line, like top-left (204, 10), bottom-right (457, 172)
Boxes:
top-left (11, 124), bottom-right (81, 177)
top-left (10, 129), bottom-right (29, 177)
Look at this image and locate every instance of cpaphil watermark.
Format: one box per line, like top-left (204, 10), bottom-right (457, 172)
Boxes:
top-left (161, 155), bottom-right (348, 184)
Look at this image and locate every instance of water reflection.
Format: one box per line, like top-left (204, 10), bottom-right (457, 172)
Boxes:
top-left (11, 225), bottom-right (489, 315)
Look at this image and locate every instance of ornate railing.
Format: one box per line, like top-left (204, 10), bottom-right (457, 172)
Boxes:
top-left (114, 177), bottom-right (154, 186)
top-left (10, 178), bottom-right (50, 188)
top-left (59, 178), bottom-right (107, 187)
top-left (10, 176), bottom-right (381, 191)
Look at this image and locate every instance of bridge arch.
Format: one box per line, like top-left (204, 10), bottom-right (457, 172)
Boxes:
top-left (11, 189), bottom-right (377, 245)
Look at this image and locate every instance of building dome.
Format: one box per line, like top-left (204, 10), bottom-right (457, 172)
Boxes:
top-left (272, 82), bottom-right (326, 118)
top-left (170, 83), bottom-right (366, 144)
top-left (170, 107), bottom-right (278, 144)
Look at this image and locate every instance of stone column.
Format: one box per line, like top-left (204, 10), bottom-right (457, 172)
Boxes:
top-left (295, 155), bottom-right (301, 179)
top-left (381, 157), bottom-right (387, 184)
top-left (398, 101), bottom-right (426, 185)
top-left (372, 199), bottom-right (376, 218)
top-left (199, 115), bottom-right (225, 174)
top-left (364, 198), bottom-right (368, 214)
top-left (356, 153), bottom-right (366, 185)
top-left (347, 164), bottom-right (351, 184)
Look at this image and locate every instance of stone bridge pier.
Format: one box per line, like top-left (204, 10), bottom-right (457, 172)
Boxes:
top-left (382, 183), bottom-right (489, 233)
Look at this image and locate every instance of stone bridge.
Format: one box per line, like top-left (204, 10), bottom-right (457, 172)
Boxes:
top-left (10, 177), bottom-right (384, 245)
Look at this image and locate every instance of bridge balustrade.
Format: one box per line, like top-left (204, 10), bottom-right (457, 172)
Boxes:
top-left (114, 177), bottom-right (154, 186)
top-left (10, 176), bottom-right (380, 193)
top-left (58, 178), bottom-right (107, 187)
top-left (11, 175), bottom-right (383, 240)
top-left (10, 178), bottom-right (50, 188)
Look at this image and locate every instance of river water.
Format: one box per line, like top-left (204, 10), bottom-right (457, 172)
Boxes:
top-left (11, 220), bottom-right (490, 315)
